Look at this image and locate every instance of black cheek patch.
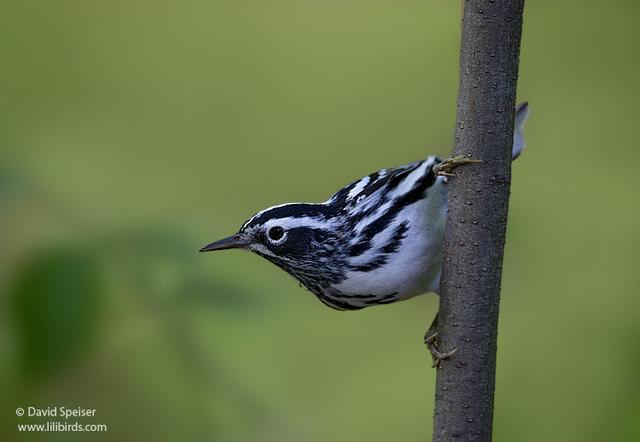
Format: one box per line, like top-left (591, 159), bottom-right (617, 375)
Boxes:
top-left (266, 227), bottom-right (330, 259)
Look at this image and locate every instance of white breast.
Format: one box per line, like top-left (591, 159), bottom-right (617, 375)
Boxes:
top-left (333, 177), bottom-right (448, 300)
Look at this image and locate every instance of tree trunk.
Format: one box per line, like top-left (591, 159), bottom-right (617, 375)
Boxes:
top-left (432, 1), bottom-right (525, 441)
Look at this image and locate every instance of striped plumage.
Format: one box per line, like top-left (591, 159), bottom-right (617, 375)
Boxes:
top-left (201, 103), bottom-right (529, 311)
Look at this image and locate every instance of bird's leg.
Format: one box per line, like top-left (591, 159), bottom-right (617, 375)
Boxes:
top-left (424, 312), bottom-right (458, 368)
top-left (434, 155), bottom-right (482, 177)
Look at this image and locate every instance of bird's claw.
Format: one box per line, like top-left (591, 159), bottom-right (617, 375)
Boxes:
top-left (435, 155), bottom-right (482, 177)
top-left (424, 332), bottom-right (458, 368)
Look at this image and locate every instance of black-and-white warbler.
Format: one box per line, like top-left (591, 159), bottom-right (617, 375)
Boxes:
top-left (201, 103), bottom-right (528, 361)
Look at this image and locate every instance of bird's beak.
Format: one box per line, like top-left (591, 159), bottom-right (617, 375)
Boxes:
top-left (199, 234), bottom-right (250, 252)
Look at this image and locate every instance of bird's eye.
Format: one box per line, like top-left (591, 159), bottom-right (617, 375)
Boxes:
top-left (267, 226), bottom-right (285, 241)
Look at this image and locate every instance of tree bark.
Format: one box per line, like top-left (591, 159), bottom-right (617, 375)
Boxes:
top-left (432, 1), bottom-right (525, 441)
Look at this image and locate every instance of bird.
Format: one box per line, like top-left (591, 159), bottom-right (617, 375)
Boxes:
top-left (200, 103), bottom-right (529, 364)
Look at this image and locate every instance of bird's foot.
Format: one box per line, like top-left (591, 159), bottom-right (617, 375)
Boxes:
top-left (435, 155), bottom-right (482, 177)
top-left (424, 332), bottom-right (458, 368)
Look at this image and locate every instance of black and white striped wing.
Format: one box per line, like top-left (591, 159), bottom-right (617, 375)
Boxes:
top-left (327, 157), bottom-right (438, 215)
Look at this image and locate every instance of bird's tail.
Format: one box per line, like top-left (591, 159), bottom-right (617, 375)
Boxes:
top-left (512, 102), bottom-right (529, 160)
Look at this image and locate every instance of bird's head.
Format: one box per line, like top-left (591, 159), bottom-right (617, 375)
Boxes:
top-left (200, 203), bottom-right (344, 280)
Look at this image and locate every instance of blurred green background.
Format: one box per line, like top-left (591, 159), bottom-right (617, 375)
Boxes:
top-left (1, 1), bottom-right (639, 441)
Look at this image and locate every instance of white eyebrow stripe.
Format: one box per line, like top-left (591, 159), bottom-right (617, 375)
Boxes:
top-left (241, 202), bottom-right (327, 230)
top-left (263, 216), bottom-right (337, 231)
